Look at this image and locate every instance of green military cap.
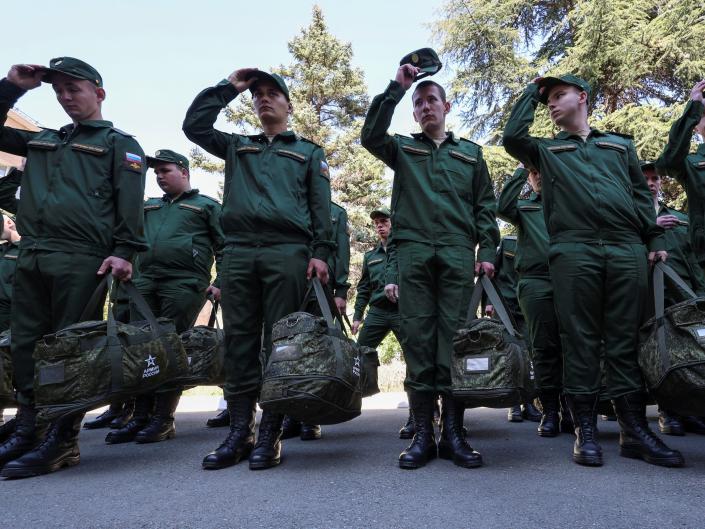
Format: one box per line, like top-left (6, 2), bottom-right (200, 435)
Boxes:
top-left (640, 160), bottom-right (656, 171)
top-left (247, 71), bottom-right (290, 101)
top-left (370, 207), bottom-right (391, 220)
top-left (537, 74), bottom-right (591, 104)
top-left (41, 57), bottom-right (103, 87)
top-left (146, 149), bottom-right (190, 170)
top-left (400, 48), bottom-right (442, 81)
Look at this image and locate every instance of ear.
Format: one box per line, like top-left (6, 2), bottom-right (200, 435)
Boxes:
top-left (96, 87), bottom-right (106, 103)
top-left (287, 102), bottom-right (293, 115)
top-left (443, 100), bottom-right (451, 115)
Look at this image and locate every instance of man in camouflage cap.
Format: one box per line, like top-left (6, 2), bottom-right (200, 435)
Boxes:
top-left (0, 57), bottom-right (146, 477)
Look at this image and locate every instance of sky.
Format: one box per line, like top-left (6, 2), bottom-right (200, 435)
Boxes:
top-left (3, 0), bottom-right (463, 198)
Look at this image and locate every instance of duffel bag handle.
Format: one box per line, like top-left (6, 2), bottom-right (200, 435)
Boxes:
top-left (466, 273), bottom-right (518, 337)
top-left (188, 295), bottom-right (220, 330)
top-left (300, 277), bottom-right (347, 335)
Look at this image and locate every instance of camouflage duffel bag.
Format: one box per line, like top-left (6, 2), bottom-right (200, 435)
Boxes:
top-left (359, 346), bottom-right (380, 398)
top-left (260, 278), bottom-right (362, 425)
top-left (451, 274), bottom-right (536, 408)
top-left (34, 278), bottom-right (189, 419)
top-left (639, 263), bottom-right (705, 416)
top-left (177, 299), bottom-right (225, 387)
top-left (0, 330), bottom-right (14, 407)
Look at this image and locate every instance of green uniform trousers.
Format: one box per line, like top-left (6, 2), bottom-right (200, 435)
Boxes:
top-left (397, 241), bottom-right (475, 393)
top-left (10, 250), bottom-right (105, 405)
top-left (131, 275), bottom-right (207, 334)
top-left (357, 306), bottom-right (401, 349)
top-left (517, 277), bottom-right (562, 392)
top-left (221, 243), bottom-right (309, 398)
top-left (549, 243), bottom-right (647, 396)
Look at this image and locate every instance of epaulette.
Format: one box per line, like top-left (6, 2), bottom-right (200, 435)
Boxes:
top-left (458, 137), bottom-right (481, 148)
top-left (144, 197), bottom-right (163, 204)
top-left (608, 131), bottom-right (634, 140)
top-left (111, 127), bottom-right (134, 137)
top-left (298, 136), bottom-right (322, 148)
top-left (198, 193), bottom-right (221, 204)
top-left (332, 201), bottom-right (346, 210)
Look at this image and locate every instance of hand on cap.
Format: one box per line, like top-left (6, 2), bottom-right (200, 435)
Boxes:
top-left (532, 77), bottom-right (545, 94)
top-left (395, 64), bottom-right (420, 91)
top-left (690, 80), bottom-right (705, 103)
top-left (228, 68), bottom-right (259, 93)
top-left (7, 64), bottom-right (45, 91)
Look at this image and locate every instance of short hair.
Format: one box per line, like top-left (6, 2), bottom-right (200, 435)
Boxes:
top-left (413, 80), bottom-right (446, 103)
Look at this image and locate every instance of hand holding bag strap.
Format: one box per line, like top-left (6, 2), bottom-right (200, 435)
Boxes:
top-left (207, 301), bottom-right (220, 329)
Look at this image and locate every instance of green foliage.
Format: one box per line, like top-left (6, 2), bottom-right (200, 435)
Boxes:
top-left (377, 332), bottom-right (403, 365)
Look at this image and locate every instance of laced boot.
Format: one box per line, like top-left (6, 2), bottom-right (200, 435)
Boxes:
top-left (537, 391), bottom-right (560, 437)
top-left (281, 415), bottom-right (301, 440)
top-left (109, 399), bottom-right (135, 429)
top-left (399, 391), bottom-right (437, 469)
top-left (249, 410), bottom-right (284, 470)
top-left (206, 409), bottom-right (230, 428)
top-left (559, 393), bottom-right (574, 434)
top-left (1, 412), bottom-right (83, 478)
top-left (135, 390), bottom-right (180, 443)
top-left (83, 402), bottom-right (123, 430)
top-left (507, 405), bottom-right (523, 422)
top-left (0, 416), bottom-right (16, 444)
top-left (203, 394), bottom-right (257, 470)
top-left (438, 396), bottom-right (482, 468)
top-left (398, 410), bottom-right (415, 439)
top-left (613, 392), bottom-right (684, 468)
top-left (522, 401), bottom-right (542, 422)
top-left (658, 409), bottom-right (684, 436)
top-left (0, 404), bottom-right (41, 468)
top-left (566, 394), bottom-right (603, 466)
top-left (105, 394), bottom-right (154, 444)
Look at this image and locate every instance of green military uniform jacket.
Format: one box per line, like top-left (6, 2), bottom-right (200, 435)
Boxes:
top-left (353, 243), bottom-right (395, 321)
top-left (502, 84), bottom-right (664, 251)
top-left (656, 100), bottom-right (705, 264)
top-left (657, 203), bottom-right (705, 295)
top-left (0, 240), bottom-right (19, 329)
top-left (330, 202), bottom-right (351, 299)
top-left (497, 167), bottom-right (550, 278)
top-left (182, 80), bottom-right (334, 261)
top-left (0, 79), bottom-right (147, 260)
top-left (361, 81), bottom-right (499, 284)
top-left (0, 167), bottom-right (21, 214)
top-left (140, 189), bottom-right (224, 285)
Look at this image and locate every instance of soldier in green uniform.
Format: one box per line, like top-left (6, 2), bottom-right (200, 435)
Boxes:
top-left (0, 58), bottom-right (147, 478)
top-left (503, 74), bottom-right (683, 467)
top-left (0, 216), bottom-right (19, 431)
top-left (656, 80), bottom-right (705, 274)
top-left (361, 59), bottom-right (499, 469)
top-left (105, 149), bottom-right (224, 446)
top-left (497, 167), bottom-right (569, 436)
top-left (484, 234), bottom-right (543, 424)
top-left (642, 160), bottom-right (705, 436)
top-left (184, 68), bottom-right (333, 471)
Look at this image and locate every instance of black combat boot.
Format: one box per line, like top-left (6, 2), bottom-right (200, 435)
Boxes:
top-left (559, 393), bottom-right (574, 434)
top-left (1, 412), bottom-right (83, 478)
top-left (398, 410), bottom-right (415, 439)
top-left (0, 417), bottom-right (16, 444)
top-left (613, 392), bottom-right (684, 467)
top-left (249, 410), bottom-right (284, 470)
top-left (438, 396), bottom-right (482, 468)
top-left (566, 393), bottom-right (603, 466)
top-left (202, 395), bottom-right (257, 470)
top-left (109, 398), bottom-right (135, 429)
top-left (522, 401), bottom-right (542, 422)
top-left (433, 396), bottom-right (441, 427)
top-left (537, 391), bottom-right (560, 438)
top-left (300, 423), bottom-right (321, 441)
top-left (135, 390), bottom-right (181, 443)
top-left (0, 405), bottom-right (40, 468)
top-left (507, 405), bottom-right (523, 422)
top-left (681, 416), bottom-right (705, 435)
top-left (280, 415), bottom-right (301, 440)
top-left (105, 394), bottom-right (154, 444)
top-left (399, 391), bottom-right (437, 469)
top-left (206, 409), bottom-right (230, 428)
top-left (658, 409), bottom-right (685, 436)
top-left (83, 402), bottom-right (123, 430)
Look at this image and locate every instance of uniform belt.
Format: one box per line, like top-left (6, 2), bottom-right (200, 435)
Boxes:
top-left (549, 230), bottom-right (643, 245)
top-left (517, 272), bottom-right (550, 280)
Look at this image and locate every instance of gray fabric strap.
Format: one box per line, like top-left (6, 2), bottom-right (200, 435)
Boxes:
top-left (657, 261), bottom-right (697, 300)
top-left (466, 274), bottom-right (518, 337)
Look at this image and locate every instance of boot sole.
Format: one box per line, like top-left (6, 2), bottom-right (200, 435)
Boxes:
top-left (399, 451), bottom-right (437, 469)
top-left (620, 446), bottom-right (685, 467)
top-left (659, 426), bottom-right (685, 437)
top-left (202, 446), bottom-right (253, 470)
top-left (135, 430), bottom-right (176, 444)
top-left (206, 421), bottom-right (230, 428)
top-left (105, 435), bottom-right (139, 445)
top-left (537, 429), bottom-right (559, 438)
top-left (573, 454), bottom-right (603, 466)
top-left (1, 454), bottom-right (80, 479)
top-left (249, 457), bottom-right (281, 470)
top-left (438, 445), bottom-right (482, 468)
top-left (299, 433), bottom-right (321, 441)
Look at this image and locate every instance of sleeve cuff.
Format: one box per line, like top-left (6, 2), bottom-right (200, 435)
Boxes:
top-left (216, 79), bottom-right (240, 100)
top-left (688, 99), bottom-right (705, 118)
top-left (647, 236), bottom-right (666, 253)
top-left (111, 245), bottom-right (136, 262)
top-left (312, 246), bottom-right (330, 262)
top-left (0, 78), bottom-right (27, 102)
top-left (334, 286), bottom-right (350, 299)
top-left (477, 248), bottom-right (496, 264)
top-left (353, 311), bottom-right (364, 322)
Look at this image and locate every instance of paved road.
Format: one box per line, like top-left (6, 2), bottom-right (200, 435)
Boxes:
top-left (1, 405), bottom-right (702, 529)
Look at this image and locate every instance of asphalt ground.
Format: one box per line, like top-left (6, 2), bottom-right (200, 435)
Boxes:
top-left (0, 402), bottom-right (703, 529)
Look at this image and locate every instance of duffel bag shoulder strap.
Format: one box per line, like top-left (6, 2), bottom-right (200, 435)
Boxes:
top-left (121, 281), bottom-right (165, 339)
top-left (465, 273), bottom-right (518, 337)
top-left (656, 261), bottom-right (697, 300)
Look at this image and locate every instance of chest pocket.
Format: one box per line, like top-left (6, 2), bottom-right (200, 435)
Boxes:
top-left (71, 143), bottom-right (108, 156)
top-left (690, 159), bottom-right (705, 170)
top-left (519, 205), bottom-right (541, 212)
top-left (3, 254), bottom-right (17, 261)
top-left (445, 149), bottom-right (476, 196)
top-left (276, 149), bottom-right (307, 163)
top-left (503, 251), bottom-right (515, 260)
top-left (401, 144), bottom-right (431, 163)
top-left (367, 257), bottom-right (385, 287)
top-left (144, 204), bottom-right (163, 214)
top-left (547, 143), bottom-right (577, 155)
top-left (178, 203), bottom-right (205, 217)
top-left (27, 140), bottom-right (59, 151)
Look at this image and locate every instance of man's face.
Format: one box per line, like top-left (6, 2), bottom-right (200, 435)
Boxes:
top-left (644, 167), bottom-right (661, 198)
top-left (412, 84), bottom-right (450, 135)
top-left (528, 169), bottom-right (542, 193)
top-left (154, 162), bottom-right (189, 195)
top-left (252, 80), bottom-right (291, 126)
top-left (51, 73), bottom-right (104, 122)
top-left (373, 216), bottom-right (391, 240)
top-left (546, 84), bottom-right (586, 128)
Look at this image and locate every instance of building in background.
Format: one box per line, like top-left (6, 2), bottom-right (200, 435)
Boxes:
top-left (0, 109), bottom-right (40, 176)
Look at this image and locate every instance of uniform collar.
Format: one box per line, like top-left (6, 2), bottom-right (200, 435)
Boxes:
top-left (554, 128), bottom-right (606, 141)
top-left (59, 120), bottom-right (113, 135)
top-left (162, 188), bottom-right (199, 203)
top-left (249, 130), bottom-right (298, 143)
top-left (411, 131), bottom-right (459, 145)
